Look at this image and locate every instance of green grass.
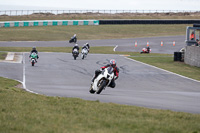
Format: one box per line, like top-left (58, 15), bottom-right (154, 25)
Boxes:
top-left (0, 52), bottom-right (7, 60)
top-left (0, 77), bottom-right (200, 133)
top-left (0, 12), bottom-right (200, 21)
top-left (0, 24), bottom-right (189, 41)
top-left (0, 46), bottom-right (115, 54)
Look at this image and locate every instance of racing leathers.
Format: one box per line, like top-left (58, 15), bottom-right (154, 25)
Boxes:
top-left (29, 50), bottom-right (39, 59)
top-left (92, 64), bottom-right (119, 88)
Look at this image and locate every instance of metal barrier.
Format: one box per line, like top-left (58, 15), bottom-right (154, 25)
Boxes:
top-left (0, 20), bottom-right (99, 27)
top-left (99, 20), bottom-right (200, 25)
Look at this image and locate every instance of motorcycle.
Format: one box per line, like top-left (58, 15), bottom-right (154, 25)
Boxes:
top-left (69, 37), bottom-right (77, 43)
top-left (30, 52), bottom-right (38, 66)
top-left (81, 48), bottom-right (88, 59)
top-left (89, 66), bottom-right (114, 94)
top-left (140, 47), bottom-right (151, 54)
top-left (72, 49), bottom-right (79, 60)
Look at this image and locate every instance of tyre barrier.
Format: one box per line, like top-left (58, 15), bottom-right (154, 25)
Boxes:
top-left (0, 20), bottom-right (99, 28)
top-left (174, 52), bottom-right (183, 61)
top-left (99, 20), bottom-right (200, 25)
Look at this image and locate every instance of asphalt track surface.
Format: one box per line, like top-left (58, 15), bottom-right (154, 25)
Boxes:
top-left (1, 36), bottom-right (200, 114)
top-left (0, 35), bottom-right (185, 54)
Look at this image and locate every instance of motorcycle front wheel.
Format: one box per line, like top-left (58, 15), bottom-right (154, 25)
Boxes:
top-left (96, 80), bottom-right (107, 94)
top-left (82, 54), bottom-right (84, 59)
top-left (89, 84), bottom-right (95, 94)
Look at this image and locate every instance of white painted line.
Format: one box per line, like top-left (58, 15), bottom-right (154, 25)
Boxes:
top-left (22, 53), bottom-right (39, 94)
top-left (5, 52), bottom-right (14, 61)
top-left (124, 57), bottom-right (200, 83)
top-left (113, 45), bottom-right (118, 52)
top-left (22, 53), bottom-right (26, 89)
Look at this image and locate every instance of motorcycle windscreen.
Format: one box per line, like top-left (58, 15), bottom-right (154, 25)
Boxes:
top-left (31, 53), bottom-right (37, 58)
top-left (107, 67), bottom-right (114, 74)
top-left (73, 49), bottom-right (78, 53)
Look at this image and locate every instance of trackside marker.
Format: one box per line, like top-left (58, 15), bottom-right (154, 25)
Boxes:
top-left (113, 45), bottom-right (118, 52)
top-left (173, 41), bottom-right (175, 46)
top-left (161, 41), bottom-right (163, 46)
top-left (135, 41), bottom-right (137, 47)
top-left (147, 41), bottom-right (149, 47)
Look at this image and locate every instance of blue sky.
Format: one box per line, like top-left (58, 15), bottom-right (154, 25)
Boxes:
top-left (0, 0), bottom-right (200, 10)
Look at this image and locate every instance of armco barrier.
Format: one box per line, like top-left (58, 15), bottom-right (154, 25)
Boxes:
top-left (99, 20), bottom-right (200, 25)
top-left (0, 20), bottom-right (99, 27)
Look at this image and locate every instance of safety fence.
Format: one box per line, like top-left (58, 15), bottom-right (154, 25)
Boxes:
top-left (0, 20), bottom-right (99, 27)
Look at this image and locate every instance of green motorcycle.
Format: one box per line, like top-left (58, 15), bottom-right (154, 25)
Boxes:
top-left (30, 52), bottom-right (38, 66)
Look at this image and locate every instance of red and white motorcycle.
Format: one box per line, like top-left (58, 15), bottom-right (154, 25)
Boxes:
top-left (140, 47), bottom-right (151, 54)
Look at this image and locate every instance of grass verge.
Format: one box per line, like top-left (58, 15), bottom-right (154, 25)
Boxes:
top-left (0, 52), bottom-right (7, 60)
top-left (0, 77), bottom-right (200, 133)
top-left (0, 24), bottom-right (189, 41)
top-left (0, 13), bottom-right (200, 21)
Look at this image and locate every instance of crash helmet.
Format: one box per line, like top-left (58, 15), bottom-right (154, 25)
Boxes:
top-left (110, 59), bottom-right (116, 68)
top-left (32, 46), bottom-right (36, 50)
top-left (75, 44), bottom-right (78, 47)
top-left (74, 34), bottom-right (76, 37)
top-left (83, 43), bottom-right (87, 46)
top-left (86, 42), bottom-right (89, 45)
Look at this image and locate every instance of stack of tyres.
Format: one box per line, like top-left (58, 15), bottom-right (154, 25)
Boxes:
top-left (174, 52), bottom-right (182, 61)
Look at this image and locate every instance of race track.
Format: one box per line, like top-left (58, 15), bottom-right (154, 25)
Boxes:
top-left (0, 35), bottom-right (185, 54)
top-left (1, 36), bottom-right (200, 114)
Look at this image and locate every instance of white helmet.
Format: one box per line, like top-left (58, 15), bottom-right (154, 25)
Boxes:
top-left (74, 34), bottom-right (76, 37)
top-left (75, 44), bottom-right (78, 46)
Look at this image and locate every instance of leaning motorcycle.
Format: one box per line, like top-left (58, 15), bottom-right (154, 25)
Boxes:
top-left (72, 49), bottom-right (79, 60)
top-left (81, 48), bottom-right (88, 60)
top-left (140, 47), bottom-right (151, 54)
top-left (30, 52), bottom-right (37, 66)
top-left (69, 37), bottom-right (77, 43)
top-left (89, 67), bottom-right (114, 94)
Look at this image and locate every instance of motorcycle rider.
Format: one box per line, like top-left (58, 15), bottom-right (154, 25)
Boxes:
top-left (82, 43), bottom-right (89, 51)
top-left (146, 47), bottom-right (150, 53)
top-left (85, 42), bottom-right (90, 52)
top-left (91, 59), bottom-right (119, 88)
top-left (72, 44), bottom-right (79, 55)
top-left (71, 34), bottom-right (77, 43)
top-left (29, 46), bottom-right (39, 61)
